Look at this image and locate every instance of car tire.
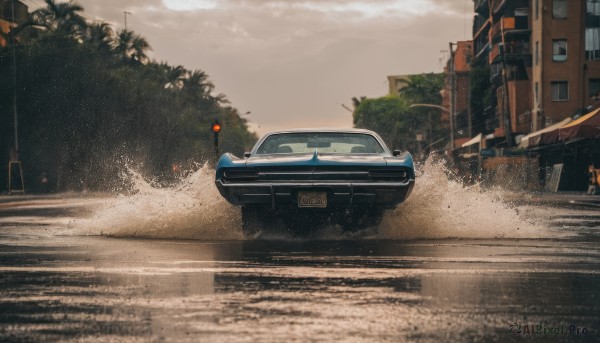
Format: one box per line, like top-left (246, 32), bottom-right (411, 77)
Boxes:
top-left (241, 205), bottom-right (274, 238)
top-left (340, 207), bottom-right (384, 231)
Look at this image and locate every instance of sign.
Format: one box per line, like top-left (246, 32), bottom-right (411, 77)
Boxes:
top-left (545, 163), bottom-right (563, 192)
top-left (298, 191), bottom-right (327, 208)
top-left (480, 149), bottom-right (496, 157)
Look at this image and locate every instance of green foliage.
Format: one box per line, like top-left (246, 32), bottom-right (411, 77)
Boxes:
top-left (398, 73), bottom-right (444, 105)
top-left (353, 96), bottom-right (410, 149)
top-left (0, 1), bottom-right (256, 192)
top-left (353, 73), bottom-right (445, 154)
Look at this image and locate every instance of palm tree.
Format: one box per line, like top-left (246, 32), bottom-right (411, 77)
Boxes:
top-left (164, 65), bottom-right (187, 90)
top-left (85, 22), bottom-right (113, 54)
top-left (113, 29), bottom-right (151, 64)
top-left (31, 0), bottom-right (87, 37)
top-left (184, 69), bottom-right (214, 95)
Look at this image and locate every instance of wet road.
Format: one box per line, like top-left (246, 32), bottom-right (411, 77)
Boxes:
top-left (0, 195), bottom-right (599, 342)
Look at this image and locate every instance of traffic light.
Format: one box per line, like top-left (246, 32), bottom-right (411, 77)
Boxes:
top-left (211, 121), bottom-right (222, 134)
top-left (211, 120), bottom-right (221, 160)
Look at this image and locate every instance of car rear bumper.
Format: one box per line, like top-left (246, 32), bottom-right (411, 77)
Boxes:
top-left (215, 180), bottom-right (414, 209)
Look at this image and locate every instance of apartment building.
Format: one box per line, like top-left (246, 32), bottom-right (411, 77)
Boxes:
top-left (469, 0), bottom-right (600, 141)
top-left (442, 40), bottom-right (473, 143)
top-left (531, 0), bottom-right (600, 131)
top-left (472, 0), bottom-right (531, 141)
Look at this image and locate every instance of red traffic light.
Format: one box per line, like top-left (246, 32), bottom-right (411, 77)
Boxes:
top-left (211, 122), bottom-right (221, 133)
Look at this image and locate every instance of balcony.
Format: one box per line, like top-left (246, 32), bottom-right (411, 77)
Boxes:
top-left (476, 41), bottom-right (490, 60)
top-left (489, 17), bottom-right (530, 40)
top-left (489, 42), bottom-right (531, 64)
top-left (473, 15), bottom-right (490, 40)
top-left (474, 0), bottom-right (489, 16)
top-left (490, 17), bottom-right (515, 40)
top-left (492, 0), bottom-right (507, 15)
top-left (489, 44), bottom-right (501, 64)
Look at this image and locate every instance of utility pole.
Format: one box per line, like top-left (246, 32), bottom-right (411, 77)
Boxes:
top-left (499, 42), bottom-right (514, 147)
top-left (123, 11), bottom-right (132, 30)
top-left (11, 0), bottom-right (18, 153)
top-left (9, 0), bottom-right (24, 194)
top-left (449, 42), bottom-right (456, 150)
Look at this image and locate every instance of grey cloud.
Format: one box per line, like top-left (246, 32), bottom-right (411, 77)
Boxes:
top-left (72, 0), bottom-right (471, 134)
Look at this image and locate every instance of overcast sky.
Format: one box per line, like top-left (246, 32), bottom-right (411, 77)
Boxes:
top-left (48, 0), bottom-right (472, 135)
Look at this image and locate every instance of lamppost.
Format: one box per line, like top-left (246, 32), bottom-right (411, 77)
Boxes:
top-left (408, 103), bottom-right (452, 150)
top-left (123, 11), bottom-right (132, 30)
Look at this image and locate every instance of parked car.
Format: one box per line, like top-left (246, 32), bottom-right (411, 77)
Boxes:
top-left (215, 128), bottom-right (415, 236)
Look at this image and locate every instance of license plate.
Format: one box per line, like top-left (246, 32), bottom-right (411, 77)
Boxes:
top-left (298, 191), bottom-right (327, 208)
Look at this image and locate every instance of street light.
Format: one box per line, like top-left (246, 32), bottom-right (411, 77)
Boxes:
top-left (123, 11), bottom-right (132, 30)
top-left (408, 104), bottom-right (450, 112)
top-left (408, 103), bottom-right (453, 151)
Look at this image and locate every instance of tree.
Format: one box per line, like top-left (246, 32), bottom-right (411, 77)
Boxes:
top-left (0, 6), bottom-right (256, 193)
top-left (113, 29), bottom-right (151, 64)
top-left (353, 73), bottom-right (446, 155)
top-left (353, 96), bottom-right (411, 150)
top-left (398, 73), bottom-right (446, 146)
top-left (163, 64), bottom-right (187, 90)
top-left (31, 0), bottom-right (87, 37)
top-left (85, 22), bottom-right (113, 55)
top-left (398, 73), bottom-right (444, 105)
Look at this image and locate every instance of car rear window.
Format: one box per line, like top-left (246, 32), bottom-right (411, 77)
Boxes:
top-left (255, 133), bottom-right (386, 155)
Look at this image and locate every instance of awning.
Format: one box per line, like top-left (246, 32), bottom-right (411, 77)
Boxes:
top-left (557, 107), bottom-right (600, 142)
top-left (518, 117), bottom-right (572, 149)
top-left (461, 133), bottom-right (483, 148)
top-left (539, 107), bottom-right (600, 145)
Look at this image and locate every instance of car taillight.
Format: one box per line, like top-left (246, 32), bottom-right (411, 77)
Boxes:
top-left (369, 169), bottom-right (407, 180)
top-left (223, 169), bottom-right (259, 180)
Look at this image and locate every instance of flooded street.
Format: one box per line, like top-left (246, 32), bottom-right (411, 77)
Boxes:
top-left (1, 165), bottom-right (599, 342)
top-left (1, 191), bottom-right (599, 342)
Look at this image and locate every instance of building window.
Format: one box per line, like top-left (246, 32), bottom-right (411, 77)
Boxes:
top-left (553, 0), bottom-right (567, 19)
top-left (552, 40), bottom-right (567, 61)
top-left (551, 81), bottom-right (569, 101)
top-left (586, 28), bottom-right (600, 60)
top-left (590, 79), bottom-right (600, 99)
top-left (535, 82), bottom-right (539, 105)
top-left (589, 0), bottom-right (600, 16)
top-left (535, 41), bottom-right (540, 65)
top-left (535, 0), bottom-right (539, 20)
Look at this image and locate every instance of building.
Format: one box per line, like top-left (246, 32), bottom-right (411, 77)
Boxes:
top-left (470, 0), bottom-right (600, 143)
top-left (472, 0), bottom-right (531, 143)
top-left (387, 75), bottom-right (411, 96)
top-left (0, 0), bottom-right (28, 47)
top-left (442, 40), bottom-right (473, 147)
top-left (531, 0), bottom-right (600, 131)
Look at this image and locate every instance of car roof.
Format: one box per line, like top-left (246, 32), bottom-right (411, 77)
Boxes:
top-left (262, 128), bottom-right (378, 135)
top-left (251, 128), bottom-right (391, 154)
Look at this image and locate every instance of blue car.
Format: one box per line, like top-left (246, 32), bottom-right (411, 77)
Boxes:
top-left (215, 129), bottom-right (415, 235)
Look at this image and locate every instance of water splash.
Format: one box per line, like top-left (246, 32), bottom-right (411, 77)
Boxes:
top-left (79, 159), bottom-right (551, 241)
top-left (79, 164), bottom-right (242, 240)
top-left (378, 158), bottom-right (545, 239)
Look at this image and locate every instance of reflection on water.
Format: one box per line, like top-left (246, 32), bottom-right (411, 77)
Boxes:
top-left (1, 238), bottom-right (598, 342)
